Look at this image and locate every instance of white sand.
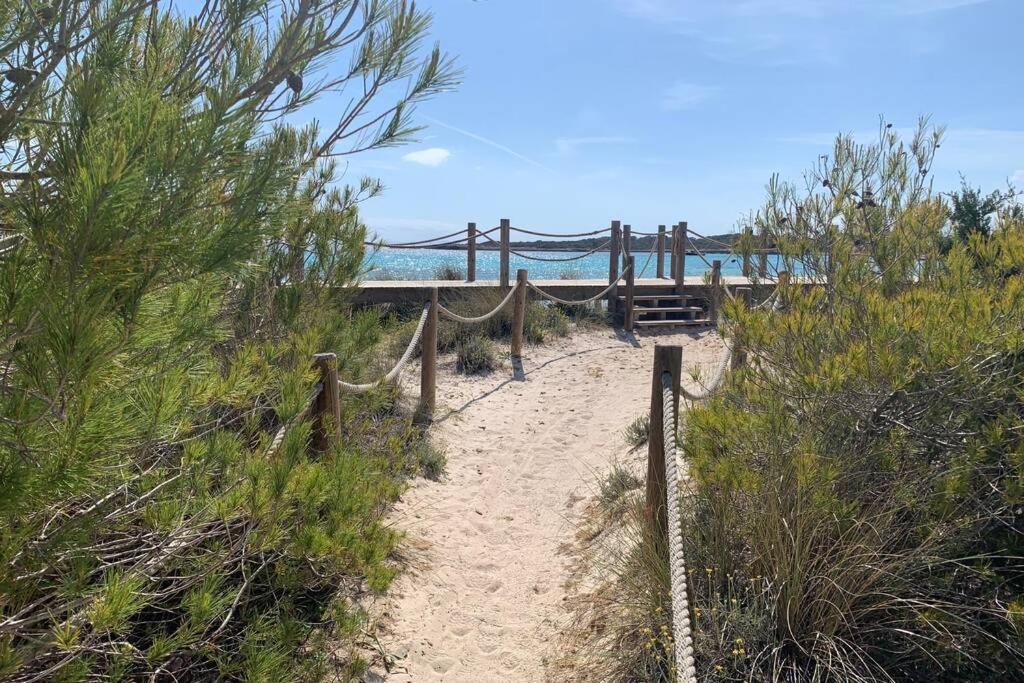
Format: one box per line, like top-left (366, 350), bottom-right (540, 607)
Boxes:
top-left (372, 326), bottom-right (726, 682)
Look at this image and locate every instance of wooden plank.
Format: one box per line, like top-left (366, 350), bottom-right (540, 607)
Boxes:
top-left (634, 319), bottom-right (710, 327)
top-left (312, 353), bottom-right (341, 451)
top-left (467, 222), bottom-right (477, 282)
top-left (633, 306), bottom-right (704, 314)
top-left (646, 345), bottom-right (682, 545)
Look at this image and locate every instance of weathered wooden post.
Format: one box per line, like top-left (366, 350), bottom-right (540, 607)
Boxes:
top-left (499, 218), bottom-right (511, 290)
top-left (511, 269), bottom-right (528, 358)
top-left (646, 344), bottom-right (682, 545)
top-left (758, 229), bottom-right (768, 279)
top-left (625, 255), bottom-right (636, 332)
top-left (778, 270), bottom-right (791, 308)
top-left (607, 220), bottom-right (621, 314)
top-left (710, 259), bottom-right (722, 324)
top-left (312, 353), bottom-right (341, 451)
top-left (622, 224), bottom-right (632, 264)
top-left (416, 288), bottom-right (438, 423)
top-left (656, 225), bottom-right (666, 279)
top-left (732, 287), bottom-right (752, 369)
top-left (467, 222), bottom-right (477, 282)
top-left (670, 224), bottom-right (679, 281)
top-left (675, 221), bottom-right (687, 291)
top-left (741, 226), bottom-right (752, 278)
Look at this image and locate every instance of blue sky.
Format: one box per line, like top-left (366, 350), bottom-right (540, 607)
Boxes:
top-left (328, 0), bottom-right (1024, 240)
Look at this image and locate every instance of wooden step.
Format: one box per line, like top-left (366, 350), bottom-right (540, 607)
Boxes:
top-left (633, 319), bottom-right (712, 328)
top-left (618, 294), bottom-right (698, 302)
top-left (634, 306), bottom-right (704, 315)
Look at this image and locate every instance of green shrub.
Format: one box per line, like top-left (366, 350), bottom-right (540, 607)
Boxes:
top-left (623, 413), bottom-right (651, 450)
top-left (0, 0), bottom-right (454, 679)
top-left (433, 263), bottom-right (466, 280)
top-left (455, 335), bottom-right (498, 374)
top-left (681, 123), bottom-right (1024, 681)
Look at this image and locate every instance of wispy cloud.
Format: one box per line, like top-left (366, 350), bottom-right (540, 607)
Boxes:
top-left (424, 116), bottom-right (551, 171)
top-left (402, 147), bottom-right (451, 167)
top-left (555, 136), bottom-right (634, 155)
top-left (613, 0), bottom-right (994, 64)
top-left (662, 82), bottom-right (718, 111)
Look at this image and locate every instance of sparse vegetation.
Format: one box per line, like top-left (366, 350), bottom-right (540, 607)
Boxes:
top-left (455, 335), bottom-right (498, 374)
top-left (433, 263), bottom-right (467, 280)
top-left (623, 414), bottom-right (651, 451)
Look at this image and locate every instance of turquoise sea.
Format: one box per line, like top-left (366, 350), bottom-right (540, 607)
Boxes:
top-left (363, 247), bottom-right (766, 281)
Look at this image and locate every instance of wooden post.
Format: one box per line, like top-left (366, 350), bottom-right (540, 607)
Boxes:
top-left (511, 269), bottom-right (528, 357)
top-left (312, 353), bottom-right (341, 452)
top-left (622, 224), bottom-right (632, 264)
top-left (710, 259), bottom-right (722, 324)
top-left (741, 227), bottom-right (752, 278)
top-left (607, 220), bottom-right (621, 314)
top-left (656, 225), bottom-right (666, 279)
top-left (732, 287), bottom-right (751, 369)
top-left (625, 255), bottom-right (636, 332)
top-left (778, 270), bottom-right (791, 308)
top-left (758, 229), bottom-right (768, 279)
top-left (467, 222), bottom-right (477, 282)
top-left (646, 344), bottom-right (682, 545)
top-left (679, 222), bottom-right (688, 290)
top-left (670, 224), bottom-right (678, 281)
top-left (499, 218), bottom-right (511, 290)
top-left (417, 288), bottom-right (438, 422)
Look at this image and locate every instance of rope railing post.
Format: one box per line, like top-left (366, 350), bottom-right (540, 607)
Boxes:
top-left (710, 259), bottom-right (722, 325)
top-left (676, 221), bottom-right (687, 291)
top-left (670, 224), bottom-right (678, 281)
top-left (646, 345), bottom-right (682, 547)
top-left (624, 255), bottom-right (636, 332)
top-left (417, 289), bottom-right (438, 423)
top-left (656, 225), bottom-right (666, 279)
top-left (500, 218), bottom-right (511, 290)
top-left (622, 223), bottom-right (631, 266)
top-left (742, 227), bottom-right (752, 278)
top-left (607, 220), bottom-right (621, 314)
top-left (312, 353), bottom-right (341, 451)
top-left (758, 228), bottom-right (768, 279)
top-left (467, 222), bottom-right (477, 282)
top-left (732, 287), bottom-right (751, 369)
top-left (511, 269), bottom-right (528, 358)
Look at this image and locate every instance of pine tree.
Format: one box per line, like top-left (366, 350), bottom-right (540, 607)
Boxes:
top-left (0, 1), bottom-right (456, 678)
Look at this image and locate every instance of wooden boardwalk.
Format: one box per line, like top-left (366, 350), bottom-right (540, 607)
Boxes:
top-left (353, 276), bottom-right (768, 305)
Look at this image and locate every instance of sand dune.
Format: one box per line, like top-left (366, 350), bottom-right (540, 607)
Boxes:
top-left (371, 326), bottom-right (726, 682)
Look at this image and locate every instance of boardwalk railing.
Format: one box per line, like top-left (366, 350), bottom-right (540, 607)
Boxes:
top-left (364, 218), bottom-right (785, 288)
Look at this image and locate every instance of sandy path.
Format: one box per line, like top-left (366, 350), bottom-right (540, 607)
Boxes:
top-left (373, 326), bottom-right (724, 682)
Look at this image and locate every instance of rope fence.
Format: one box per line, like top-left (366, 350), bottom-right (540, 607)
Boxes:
top-left (643, 271), bottom-right (790, 681)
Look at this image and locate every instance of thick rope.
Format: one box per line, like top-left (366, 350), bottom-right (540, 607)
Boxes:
top-left (480, 234), bottom-right (612, 262)
top-left (365, 225), bottom-right (500, 249)
top-left (338, 303), bottom-right (431, 394)
top-left (525, 263), bottom-right (632, 306)
top-left (508, 240), bottom-right (611, 262)
top-left (436, 282), bottom-right (519, 324)
top-left (510, 226), bottom-right (610, 238)
top-left (662, 373), bottom-right (698, 683)
top-left (678, 339), bottom-right (732, 402)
